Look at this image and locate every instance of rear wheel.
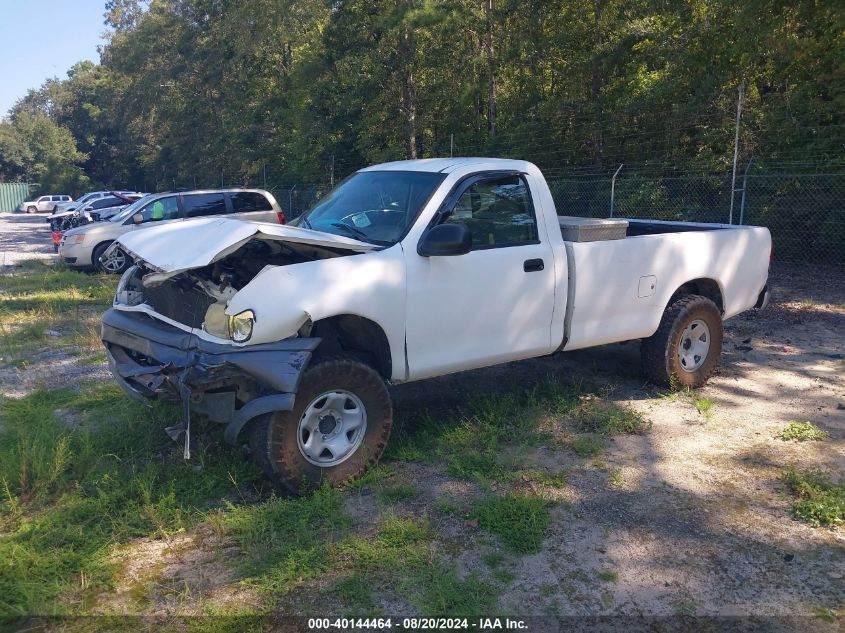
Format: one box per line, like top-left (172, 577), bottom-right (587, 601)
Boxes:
top-left (249, 356), bottom-right (393, 495)
top-left (93, 242), bottom-right (131, 274)
top-left (641, 295), bottom-right (723, 389)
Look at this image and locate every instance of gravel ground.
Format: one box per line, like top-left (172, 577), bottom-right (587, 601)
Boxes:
top-left (0, 212), bottom-right (56, 267)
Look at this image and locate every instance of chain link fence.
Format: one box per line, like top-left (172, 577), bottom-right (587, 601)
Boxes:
top-left (162, 165), bottom-right (844, 266)
top-left (547, 171), bottom-right (845, 265)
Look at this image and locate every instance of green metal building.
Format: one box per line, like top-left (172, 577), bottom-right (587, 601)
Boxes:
top-left (0, 183), bottom-right (33, 212)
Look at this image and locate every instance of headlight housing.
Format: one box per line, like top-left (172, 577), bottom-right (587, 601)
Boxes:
top-left (203, 302), bottom-right (229, 337)
top-left (228, 309), bottom-right (255, 342)
top-left (70, 234), bottom-right (86, 244)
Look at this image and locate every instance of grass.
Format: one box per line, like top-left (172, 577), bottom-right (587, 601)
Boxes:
top-left (0, 383), bottom-right (263, 615)
top-left (404, 564), bottom-right (497, 617)
top-left (597, 569), bottom-right (618, 582)
top-left (329, 574), bottom-right (378, 615)
top-left (0, 260), bottom-right (116, 364)
top-left (779, 421), bottom-right (829, 442)
top-left (781, 468), bottom-right (845, 527)
top-left (571, 433), bottom-right (605, 456)
top-left (471, 493), bottom-right (553, 554)
top-left (522, 469), bottom-right (568, 488)
top-left (693, 395), bottom-right (714, 418)
top-left (387, 381), bottom-right (648, 481)
top-left (376, 483), bottom-right (419, 504)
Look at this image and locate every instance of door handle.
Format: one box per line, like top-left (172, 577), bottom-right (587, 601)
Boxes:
top-left (523, 258), bottom-right (544, 272)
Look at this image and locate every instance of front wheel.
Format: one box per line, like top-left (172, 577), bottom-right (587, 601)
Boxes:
top-left (27, 206), bottom-right (36, 214)
top-left (641, 295), bottom-right (723, 389)
top-left (249, 356), bottom-right (393, 495)
top-left (93, 242), bottom-right (131, 274)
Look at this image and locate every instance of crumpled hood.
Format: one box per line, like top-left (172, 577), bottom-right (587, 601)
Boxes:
top-left (116, 217), bottom-right (376, 274)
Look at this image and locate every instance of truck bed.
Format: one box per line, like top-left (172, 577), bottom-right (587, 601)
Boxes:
top-left (558, 220), bottom-right (770, 352)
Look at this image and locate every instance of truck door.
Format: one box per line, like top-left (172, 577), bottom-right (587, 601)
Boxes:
top-left (404, 172), bottom-right (555, 380)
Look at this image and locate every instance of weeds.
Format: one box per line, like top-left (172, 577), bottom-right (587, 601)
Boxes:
top-left (0, 384), bottom-right (263, 614)
top-left (471, 493), bottom-right (553, 554)
top-left (693, 396), bottom-right (714, 418)
top-left (571, 433), bottom-right (605, 456)
top-left (0, 262), bottom-right (116, 363)
top-left (597, 569), bottom-right (618, 582)
top-left (781, 468), bottom-right (845, 527)
top-left (779, 421), bottom-right (829, 442)
top-left (329, 574), bottom-right (377, 615)
top-left (376, 483), bottom-right (419, 504)
top-left (405, 564), bottom-right (497, 616)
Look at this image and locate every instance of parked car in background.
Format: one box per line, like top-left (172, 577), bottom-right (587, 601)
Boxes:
top-left (51, 190), bottom-right (139, 215)
top-left (48, 192), bottom-right (145, 252)
top-left (59, 188), bottom-right (284, 273)
top-left (18, 194), bottom-right (72, 213)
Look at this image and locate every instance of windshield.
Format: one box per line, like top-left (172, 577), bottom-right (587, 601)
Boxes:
top-left (110, 195), bottom-right (153, 223)
top-left (77, 193), bottom-right (101, 204)
top-left (290, 171), bottom-right (446, 245)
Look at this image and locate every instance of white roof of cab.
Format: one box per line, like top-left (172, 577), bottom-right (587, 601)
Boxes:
top-left (358, 157), bottom-right (533, 173)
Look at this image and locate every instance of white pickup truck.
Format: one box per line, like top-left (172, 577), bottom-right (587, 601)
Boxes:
top-left (101, 158), bottom-right (771, 492)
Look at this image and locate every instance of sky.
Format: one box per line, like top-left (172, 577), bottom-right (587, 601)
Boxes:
top-left (0, 0), bottom-right (108, 118)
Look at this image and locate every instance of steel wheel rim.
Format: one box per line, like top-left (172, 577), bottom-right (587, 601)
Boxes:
top-left (101, 248), bottom-right (126, 273)
top-left (678, 319), bottom-right (711, 372)
top-left (297, 389), bottom-right (367, 467)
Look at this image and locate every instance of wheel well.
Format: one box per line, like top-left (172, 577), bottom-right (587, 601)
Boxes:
top-left (670, 278), bottom-right (724, 313)
top-left (91, 240), bottom-right (114, 263)
top-left (310, 315), bottom-right (392, 379)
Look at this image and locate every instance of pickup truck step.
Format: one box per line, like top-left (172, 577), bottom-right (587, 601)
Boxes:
top-left (558, 216), bottom-right (628, 242)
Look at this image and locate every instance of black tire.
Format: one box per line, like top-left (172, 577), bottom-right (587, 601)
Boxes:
top-left (27, 206), bottom-right (36, 214)
top-left (641, 295), bottom-right (723, 389)
top-left (249, 356), bottom-right (393, 495)
top-left (92, 241), bottom-right (131, 274)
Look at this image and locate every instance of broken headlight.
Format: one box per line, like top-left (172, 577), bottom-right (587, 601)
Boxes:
top-left (203, 302), bottom-right (229, 338)
top-left (228, 309), bottom-right (255, 342)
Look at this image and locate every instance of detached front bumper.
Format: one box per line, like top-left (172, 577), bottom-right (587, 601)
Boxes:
top-left (101, 308), bottom-right (320, 444)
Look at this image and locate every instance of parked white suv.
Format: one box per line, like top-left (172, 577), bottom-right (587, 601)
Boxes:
top-left (59, 188), bottom-right (284, 273)
top-left (19, 194), bottom-right (72, 213)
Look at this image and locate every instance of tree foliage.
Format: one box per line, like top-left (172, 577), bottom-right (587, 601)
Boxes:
top-left (0, 0), bottom-right (841, 195)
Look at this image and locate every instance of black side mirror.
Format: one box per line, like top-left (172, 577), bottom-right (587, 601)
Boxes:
top-left (418, 223), bottom-right (472, 257)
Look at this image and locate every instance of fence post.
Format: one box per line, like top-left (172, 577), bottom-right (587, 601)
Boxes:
top-left (610, 164), bottom-right (623, 218)
top-left (738, 157), bottom-right (754, 225)
top-left (729, 81), bottom-right (745, 224)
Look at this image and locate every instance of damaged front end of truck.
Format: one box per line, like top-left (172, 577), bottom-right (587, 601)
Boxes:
top-left (100, 218), bottom-right (375, 457)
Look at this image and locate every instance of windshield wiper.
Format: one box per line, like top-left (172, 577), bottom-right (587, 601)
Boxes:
top-left (330, 221), bottom-right (369, 241)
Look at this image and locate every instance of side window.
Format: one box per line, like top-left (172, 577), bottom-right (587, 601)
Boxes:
top-left (38, 196), bottom-right (50, 203)
top-left (182, 193), bottom-right (227, 218)
top-left (137, 196), bottom-right (180, 223)
top-left (443, 175), bottom-right (538, 248)
top-left (91, 197), bottom-right (121, 210)
top-left (51, 196), bottom-right (62, 202)
top-left (230, 191), bottom-right (271, 213)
